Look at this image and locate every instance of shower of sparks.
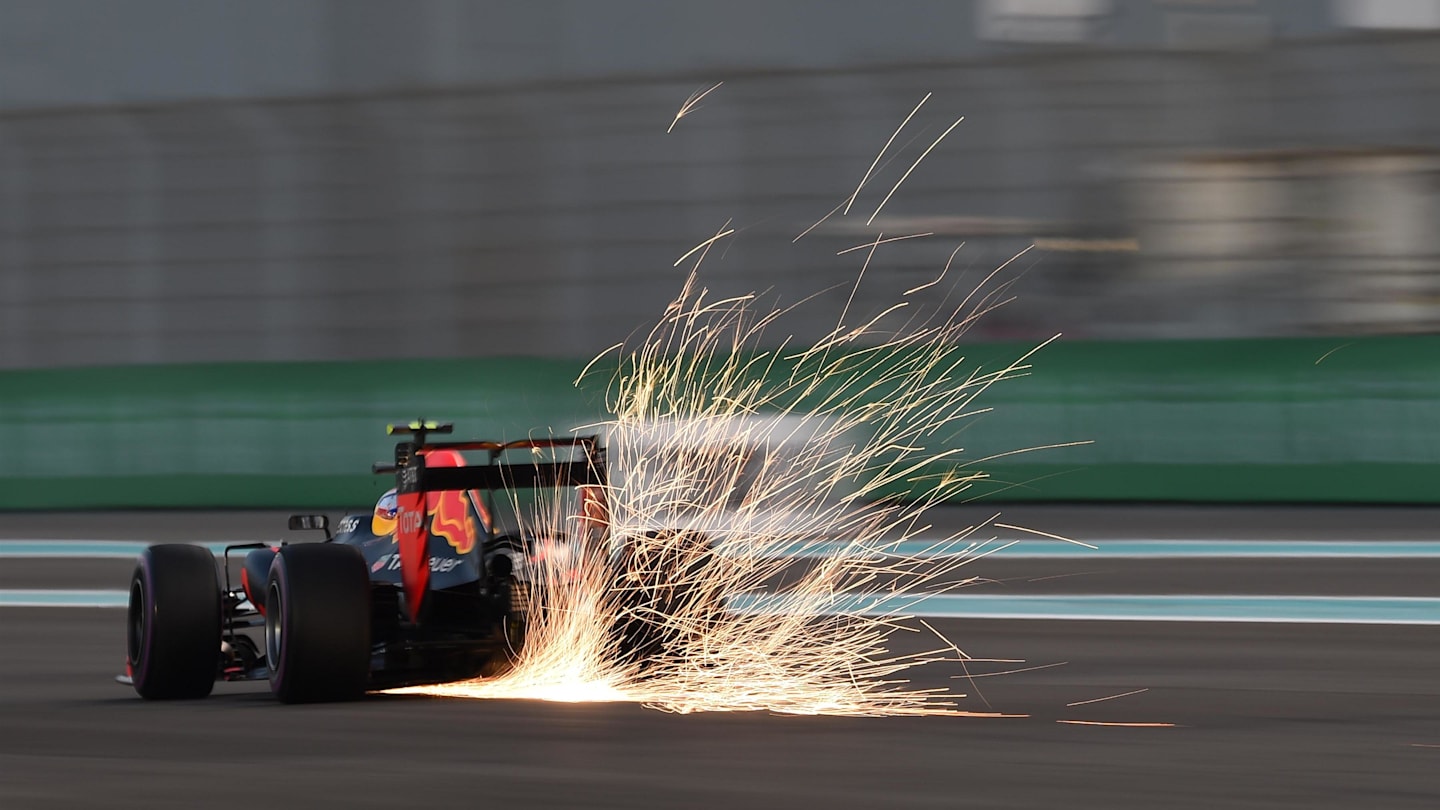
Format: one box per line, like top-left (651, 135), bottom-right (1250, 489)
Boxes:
top-left (389, 242), bottom-right (1077, 715)
top-left (668, 81), bottom-right (725, 133)
top-left (395, 84), bottom-right (1061, 715)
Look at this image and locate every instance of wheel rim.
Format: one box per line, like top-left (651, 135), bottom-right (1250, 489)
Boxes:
top-left (126, 578), bottom-right (146, 666)
top-left (265, 580), bottom-right (283, 669)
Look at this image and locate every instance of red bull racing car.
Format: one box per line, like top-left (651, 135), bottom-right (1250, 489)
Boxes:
top-left (122, 422), bottom-right (621, 703)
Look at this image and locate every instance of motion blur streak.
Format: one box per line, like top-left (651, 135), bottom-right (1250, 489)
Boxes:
top-left (391, 253), bottom-right (1074, 714)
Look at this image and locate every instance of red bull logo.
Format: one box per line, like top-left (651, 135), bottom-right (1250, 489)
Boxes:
top-left (420, 448), bottom-right (479, 555)
top-left (428, 489), bottom-right (477, 555)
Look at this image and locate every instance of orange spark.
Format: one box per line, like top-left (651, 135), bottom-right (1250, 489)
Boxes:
top-left (844, 93), bottom-right (931, 216)
top-left (867, 116), bottom-right (965, 226)
top-left (950, 662), bottom-right (1068, 679)
top-left (836, 232), bottom-right (934, 256)
top-left (387, 256), bottom-right (1062, 715)
top-left (674, 220), bottom-right (736, 267)
top-left (1066, 688), bottom-right (1149, 707)
top-left (668, 81), bottom-right (724, 133)
top-left (1057, 720), bottom-right (1178, 728)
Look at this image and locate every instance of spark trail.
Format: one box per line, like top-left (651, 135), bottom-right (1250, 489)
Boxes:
top-left (396, 253), bottom-right (1073, 715)
top-left (395, 83), bottom-right (1069, 715)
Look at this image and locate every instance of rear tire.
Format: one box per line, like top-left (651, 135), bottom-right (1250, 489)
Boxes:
top-left (127, 544), bottom-right (221, 700)
top-left (266, 544), bottom-right (372, 703)
top-left (478, 575), bottom-right (529, 679)
top-left (611, 531), bottom-right (716, 666)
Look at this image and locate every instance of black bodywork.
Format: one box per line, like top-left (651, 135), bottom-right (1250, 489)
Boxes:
top-left (225, 513), bottom-right (524, 690)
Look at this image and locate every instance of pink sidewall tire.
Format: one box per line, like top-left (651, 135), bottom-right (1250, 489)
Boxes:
top-left (127, 544), bottom-right (221, 700)
top-left (265, 543), bottom-right (371, 703)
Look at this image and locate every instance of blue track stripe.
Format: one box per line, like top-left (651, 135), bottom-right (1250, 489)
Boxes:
top-left (768, 539), bottom-right (1440, 559)
top-left (729, 593), bottom-right (1440, 625)
top-left (0, 590), bottom-right (129, 608)
top-left (0, 541), bottom-right (244, 558)
top-left (9, 588), bottom-right (1440, 624)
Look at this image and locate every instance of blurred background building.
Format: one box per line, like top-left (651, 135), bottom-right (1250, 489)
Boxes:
top-left (3, 0), bottom-right (1440, 368)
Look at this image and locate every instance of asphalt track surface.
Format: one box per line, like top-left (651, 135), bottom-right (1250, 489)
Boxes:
top-left (3, 506), bottom-right (1439, 809)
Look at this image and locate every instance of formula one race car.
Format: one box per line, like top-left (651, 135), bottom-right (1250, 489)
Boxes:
top-left (123, 422), bottom-right (616, 703)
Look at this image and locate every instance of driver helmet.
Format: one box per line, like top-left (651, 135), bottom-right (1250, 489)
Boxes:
top-left (372, 488), bottom-right (399, 536)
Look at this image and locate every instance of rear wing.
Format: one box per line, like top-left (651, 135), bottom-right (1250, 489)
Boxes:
top-left (376, 433), bottom-right (607, 494)
top-left (375, 423), bottom-right (607, 623)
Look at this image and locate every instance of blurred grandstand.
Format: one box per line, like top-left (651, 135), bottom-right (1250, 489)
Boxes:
top-left (3, 0), bottom-right (1440, 368)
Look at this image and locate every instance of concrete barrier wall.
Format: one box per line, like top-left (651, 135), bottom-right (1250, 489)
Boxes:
top-left (3, 335), bottom-right (1437, 508)
top-left (10, 34), bottom-right (1440, 371)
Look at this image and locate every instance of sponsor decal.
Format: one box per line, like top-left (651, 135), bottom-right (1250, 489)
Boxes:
top-left (374, 554), bottom-right (461, 574)
top-left (395, 489), bottom-right (429, 623)
top-left (337, 516), bottom-right (360, 534)
top-left (430, 557), bottom-right (464, 573)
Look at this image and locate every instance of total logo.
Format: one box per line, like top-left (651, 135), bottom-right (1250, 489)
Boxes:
top-left (399, 510), bottom-right (424, 534)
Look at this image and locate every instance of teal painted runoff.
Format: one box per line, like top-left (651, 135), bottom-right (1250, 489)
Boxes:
top-left (12, 588), bottom-right (1440, 624)
top-left (729, 593), bottom-right (1440, 624)
top-left (775, 539), bottom-right (1440, 559)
